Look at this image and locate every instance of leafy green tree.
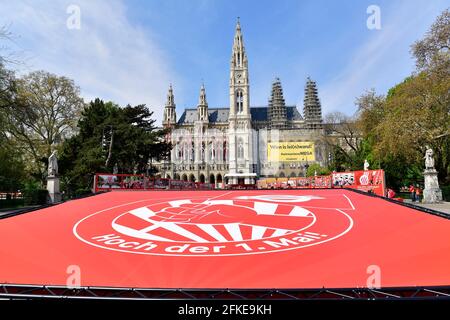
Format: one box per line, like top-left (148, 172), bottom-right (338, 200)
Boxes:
top-left (0, 63), bottom-right (17, 110)
top-left (1, 70), bottom-right (85, 182)
top-left (306, 163), bottom-right (330, 177)
top-left (375, 73), bottom-right (449, 182)
top-left (412, 9), bottom-right (449, 76)
top-left (0, 63), bottom-right (26, 192)
top-left (59, 99), bottom-right (171, 196)
top-left (0, 137), bottom-right (26, 192)
top-left (355, 89), bottom-right (386, 138)
top-left (355, 9), bottom-right (450, 187)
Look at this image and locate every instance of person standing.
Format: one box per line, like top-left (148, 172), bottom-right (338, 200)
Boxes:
top-left (387, 188), bottom-right (396, 199)
top-left (409, 184), bottom-right (416, 202)
top-left (415, 185), bottom-right (422, 203)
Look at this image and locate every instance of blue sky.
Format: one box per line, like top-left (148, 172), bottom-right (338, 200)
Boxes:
top-left (0, 0), bottom-right (448, 123)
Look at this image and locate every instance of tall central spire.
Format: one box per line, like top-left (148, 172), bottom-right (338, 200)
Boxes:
top-left (229, 17), bottom-right (250, 117)
top-left (228, 18), bottom-right (255, 185)
top-left (231, 17), bottom-right (247, 68)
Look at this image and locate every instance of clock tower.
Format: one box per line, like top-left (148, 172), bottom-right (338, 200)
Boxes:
top-left (226, 18), bottom-right (256, 185)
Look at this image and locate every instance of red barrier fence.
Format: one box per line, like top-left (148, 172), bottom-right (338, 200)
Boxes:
top-left (94, 170), bottom-right (385, 196)
top-left (257, 169), bottom-right (386, 197)
top-left (94, 174), bottom-right (214, 193)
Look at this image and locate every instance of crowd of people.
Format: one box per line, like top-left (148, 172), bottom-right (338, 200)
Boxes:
top-left (408, 184), bottom-right (422, 203)
top-left (386, 184), bottom-right (422, 202)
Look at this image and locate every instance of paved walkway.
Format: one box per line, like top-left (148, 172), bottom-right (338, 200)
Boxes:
top-left (404, 199), bottom-right (450, 215)
top-left (0, 205), bottom-right (41, 218)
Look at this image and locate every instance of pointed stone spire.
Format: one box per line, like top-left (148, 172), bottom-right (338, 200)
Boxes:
top-left (231, 17), bottom-right (247, 68)
top-left (197, 83), bottom-right (208, 122)
top-left (198, 82), bottom-right (207, 106)
top-left (303, 77), bottom-right (322, 124)
top-left (163, 83), bottom-right (176, 127)
top-left (268, 77), bottom-right (287, 129)
top-left (166, 83), bottom-right (174, 106)
top-left (227, 18), bottom-right (254, 183)
top-left (229, 18), bottom-right (250, 117)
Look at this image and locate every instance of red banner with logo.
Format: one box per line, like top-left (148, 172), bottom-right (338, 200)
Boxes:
top-left (331, 170), bottom-right (386, 196)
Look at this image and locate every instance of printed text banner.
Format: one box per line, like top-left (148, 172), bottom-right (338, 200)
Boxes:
top-left (267, 142), bottom-right (315, 162)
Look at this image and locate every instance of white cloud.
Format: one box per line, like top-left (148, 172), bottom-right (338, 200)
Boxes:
top-left (0, 0), bottom-right (177, 123)
top-left (318, 1), bottom-right (443, 116)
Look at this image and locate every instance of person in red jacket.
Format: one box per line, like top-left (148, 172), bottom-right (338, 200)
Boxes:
top-left (409, 184), bottom-right (416, 202)
top-left (415, 185), bottom-right (422, 203)
top-left (387, 188), bottom-right (396, 199)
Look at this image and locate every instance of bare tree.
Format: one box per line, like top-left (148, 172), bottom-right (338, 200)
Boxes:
top-left (412, 9), bottom-right (450, 73)
top-left (0, 25), bottom-right (23, 66)
top-left (322, 111), bottom-right (362, 157)
top-left (0, 26), bottom-right (19, 110)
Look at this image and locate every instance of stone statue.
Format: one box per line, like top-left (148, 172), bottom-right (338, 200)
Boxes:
top-left (364, 159), bottom-right (370, 171)
top-left (48, 151), bottom-right (58, 177)
top-left (422, 146), bottom-right (442, 203)
top-left (424, 146), bottom-right (435, 169)
top-left (47, 150), bottom-right (61, 203)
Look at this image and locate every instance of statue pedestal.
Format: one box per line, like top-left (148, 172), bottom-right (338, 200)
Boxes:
top-left (422, 169), bottom-right (443, 203)
top-left (47, 175), bottom-right (62, 203)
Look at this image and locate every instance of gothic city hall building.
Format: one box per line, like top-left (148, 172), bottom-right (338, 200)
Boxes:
top-left (158, 20), bottom-right (327, 187)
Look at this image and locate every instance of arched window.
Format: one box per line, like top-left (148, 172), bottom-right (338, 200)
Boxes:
top-left (237, 138), bottom-right (244, 159)
top-left (236, 90), bottom-right (243, 113)
top-left (177, 138), bottom-right (184, 160)
top-left (210, 142), bottom-right (215, 161)
top-left (223, 141), bottom-right (227, 161)
top-left (191, 141), bottom-right (195, 162)
top-left (216, 140), bottom-right (222, 164)
top-left (183, 142), bottom-right (188, 161)
top-left (201, 142), bottom-right (205, 162)
top-left (177, 143), bottom-right (182, 160)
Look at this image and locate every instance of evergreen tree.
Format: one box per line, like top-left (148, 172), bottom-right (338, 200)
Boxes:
top-left (59, 99), bottom-right (171, 196)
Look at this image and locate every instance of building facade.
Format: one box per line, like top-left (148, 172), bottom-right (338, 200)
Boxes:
top-left (158, 20), bottom-right (327, 187)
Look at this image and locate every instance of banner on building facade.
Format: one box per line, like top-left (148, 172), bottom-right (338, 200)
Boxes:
top-left (267, 142), bottom-right (315, 162)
